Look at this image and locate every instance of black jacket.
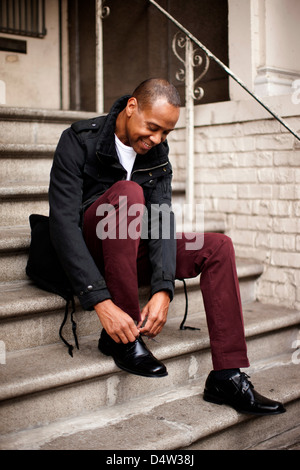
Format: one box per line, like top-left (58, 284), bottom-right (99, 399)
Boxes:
top-left (49, 96), bottom-right (177, 310)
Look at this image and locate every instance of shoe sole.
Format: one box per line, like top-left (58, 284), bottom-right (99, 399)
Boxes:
top-left (203, 391), bottom-right (286, 415)
top-left (98, 341), bottom-right (168, 378)
top-left (113, 360), bottom-right (168, 378)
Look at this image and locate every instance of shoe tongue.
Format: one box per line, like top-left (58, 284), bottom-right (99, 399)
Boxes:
top-left (231, 372), bottom-right (252, 392)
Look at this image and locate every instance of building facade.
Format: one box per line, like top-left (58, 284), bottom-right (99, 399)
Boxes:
top-left (1, 0), bottom-right (300, 309)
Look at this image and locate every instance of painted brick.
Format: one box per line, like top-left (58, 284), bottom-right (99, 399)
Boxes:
top-left (198, 184), bottom-right (238, 199)
top-left (237, 184), bottom-right (273, 199)
top-left (273, 217), bottom-right (299, 234)
top-left (192, 111), bottom-right (300, 308)
top-left (271, 251), bottom-right (300, 269)
top-left (270, 234), bottom-right (296, 251)
top-left (235, 215), bottom-right (272, 231)
top-left (279, 184), bottom-right (299, 200)
top-left (217, 198), bottom-right (252, 215)
top-left (206, 136), bottom-right (256, 153)
top-left (229, 230), bottom-right (256, 246)
top-left (274, 150), bottom-right (300, 167)
top-left (262, 266), bottom-right (289, 284)
top-left (256, 134), bottom-right (294, 150)
top-left (268, 200), bottom-right (293, 217)
top-left (296, 236), bottom-right (300, 252)
top-left (295, 169), bottom-right (300, 183)
top-left (242, 119), bottom-right (280, 136)
top-left (295, 202), bottom-right (300, 217)
top-left (275, 283), bottom-right (296, 302)
top-left (252, 200), bottom-right (272, 215)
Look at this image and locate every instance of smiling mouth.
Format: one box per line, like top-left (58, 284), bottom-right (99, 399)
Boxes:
top-left (141, 139), bottom-right (152, 149)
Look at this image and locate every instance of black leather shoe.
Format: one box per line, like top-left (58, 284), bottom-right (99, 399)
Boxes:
top-left (98, 329), bottom-right (168, 378)
top-left (203, 371), bottom-right (286, 415)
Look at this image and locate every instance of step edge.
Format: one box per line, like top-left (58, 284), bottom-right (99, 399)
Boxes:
top-left (0, 143), bottom-right (56, 155)
top-left (0, 216), bottom-right (226, 252)
top-left (0, 257), bottom-right (263, 319)
top-left (1, 304), bottom-right (300, 401)
top-left (0, 107), bottom-right (100, 123)
top-left (0, 182), bottom-right (49, 198)
top-left (0, 361), bottom-right (299, 450)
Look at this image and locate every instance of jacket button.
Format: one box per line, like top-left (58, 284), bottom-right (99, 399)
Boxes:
top-left (87, 285), bottom-right (93, 291)
top-left (149, 172), bottom-right (152, 176)
top-left (80, 291), bottom-right (84, 296)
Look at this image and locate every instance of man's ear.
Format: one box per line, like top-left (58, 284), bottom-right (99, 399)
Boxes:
top-left (126, 97), bottom-right (138, 117)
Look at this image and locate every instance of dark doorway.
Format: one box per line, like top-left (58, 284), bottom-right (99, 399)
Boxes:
top-left (67, 0), bottom-right (229, 112)
top-left (68, 0), bottom-right (96, 111)
top-left (103, 0), bottom-right (229, 111)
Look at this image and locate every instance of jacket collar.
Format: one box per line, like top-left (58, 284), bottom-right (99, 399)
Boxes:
top-left (95, 95), bottom-right (130, 157)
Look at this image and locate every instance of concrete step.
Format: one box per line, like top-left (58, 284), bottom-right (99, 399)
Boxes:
top-left (0, 301), bottom-right (299, 449)
top-left (0, 107), bottom-right (96, 145)
top-left (0, 144), bottom-right (55, 182)
top-left (1, 362), bottom-right (299, 450)
top-left (0, 256), bottom-right (263, 351)
top-left (0, 213), bottom-right (226, 281)
top-left (0, 180), bottom-right (189, 227)
top-left (1, 106), bottom-right (298, 451)
top-left (247, 419), bottom-right (300, 450)
top-left (0, 182), bottom-right (49, 226)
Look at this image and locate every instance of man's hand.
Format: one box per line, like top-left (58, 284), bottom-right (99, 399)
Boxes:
top-left (138, 291), bottom-right (170, 338)
top-left (94, 299), bottom-right (139, 344)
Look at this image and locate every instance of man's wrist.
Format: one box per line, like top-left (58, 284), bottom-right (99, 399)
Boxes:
top-left (152, 290), bottom-right (171, 301)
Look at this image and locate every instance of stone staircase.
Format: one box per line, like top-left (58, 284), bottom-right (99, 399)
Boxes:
top-left (0, 108), bottom-right (300, 451)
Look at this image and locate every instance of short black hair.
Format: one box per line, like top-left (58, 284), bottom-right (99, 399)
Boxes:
top-left (132, 78), bottom-right (181, 110)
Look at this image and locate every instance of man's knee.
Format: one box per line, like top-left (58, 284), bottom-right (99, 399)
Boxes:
top-left (214, 233), bottom-right (235, 257)
top-left (204, 232), bottom-right (235, 255)
top-left (112, 180), bottom-right (145, 206)
top-left (215, 233), bottom-right (232, 245)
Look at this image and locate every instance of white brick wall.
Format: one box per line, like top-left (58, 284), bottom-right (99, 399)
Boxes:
top-left (169, 101), bottom-right (300, 310)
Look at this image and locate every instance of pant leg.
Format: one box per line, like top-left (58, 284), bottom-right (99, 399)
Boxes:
top-left (175, 232), bottom-right (250, 370)
top-left (83, 181), bottom-right (145, 323)
top-left (84, 187), bottom-right (249, 370)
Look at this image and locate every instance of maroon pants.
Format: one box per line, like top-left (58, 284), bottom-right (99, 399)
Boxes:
top-left (83, 181), bottom-right (250, 370)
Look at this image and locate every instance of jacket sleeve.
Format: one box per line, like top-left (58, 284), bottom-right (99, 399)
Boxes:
top-left (49, 128), bottom-right (111, 310)
top-left (146, 145), bottom-right (177, 301)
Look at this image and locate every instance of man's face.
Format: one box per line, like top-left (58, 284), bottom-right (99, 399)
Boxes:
top-left (124, 97), bottom-right (180, 155)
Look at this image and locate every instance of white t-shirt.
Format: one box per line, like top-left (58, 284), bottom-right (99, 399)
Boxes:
top-left (115, 134), bottom-right (137, 180)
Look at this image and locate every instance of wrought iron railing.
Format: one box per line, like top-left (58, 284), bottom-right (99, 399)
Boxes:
top-left (0, 0), bottom-right (47, 38)
top-left (146, 0), bottom-right (300, 222)
top-left (149, 0), bottom-right (300, 142)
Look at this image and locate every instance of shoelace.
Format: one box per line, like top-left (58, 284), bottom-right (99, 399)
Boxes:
top-left (179, 279), bottom-right (200, 331)
top-left (238, 373), bottom-right (254, 394)
top-left (140, 333), bottom-right (159, 343)
top-left (59, 295), bottom-right (79, 357)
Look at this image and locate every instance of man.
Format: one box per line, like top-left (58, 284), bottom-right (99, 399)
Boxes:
top-left (49, 78), bottom-right (285, 415)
